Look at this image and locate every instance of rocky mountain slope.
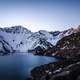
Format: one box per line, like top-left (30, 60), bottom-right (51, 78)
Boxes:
top-left (54, 32), bottom-right (80, 58)
top-left (40, 27), bottom-right (80, 58)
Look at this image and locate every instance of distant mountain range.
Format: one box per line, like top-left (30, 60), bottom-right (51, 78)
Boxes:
top-left (0, 25), bottom-right (80, 56)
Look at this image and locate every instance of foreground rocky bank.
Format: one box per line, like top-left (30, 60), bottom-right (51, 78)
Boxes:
top-left (31, 56), bottom-right (80, 80)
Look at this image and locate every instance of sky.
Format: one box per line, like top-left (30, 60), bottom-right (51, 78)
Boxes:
top-left (0, 0), bottom-right (80, 32)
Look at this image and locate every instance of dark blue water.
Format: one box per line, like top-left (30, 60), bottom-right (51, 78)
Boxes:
top-left (0, 53), bottom-right (57, 80)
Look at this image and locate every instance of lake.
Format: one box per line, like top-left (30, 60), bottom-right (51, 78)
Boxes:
top-left (0, 53), bottom-right (58, 80)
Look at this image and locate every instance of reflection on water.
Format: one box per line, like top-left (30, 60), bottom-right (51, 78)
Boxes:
top-left (0, 53), bottom-right (58, 80)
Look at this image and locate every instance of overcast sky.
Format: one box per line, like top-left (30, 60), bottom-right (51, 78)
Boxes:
top-left (0, 0), bottom-right (80, 32)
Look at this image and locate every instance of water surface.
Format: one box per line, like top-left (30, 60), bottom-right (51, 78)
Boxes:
top-left (0, 53), bottom-right (58, 80)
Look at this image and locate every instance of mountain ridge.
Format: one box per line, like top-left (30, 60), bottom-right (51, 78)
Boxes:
top-left (0, 25), bottom-right (80, 55)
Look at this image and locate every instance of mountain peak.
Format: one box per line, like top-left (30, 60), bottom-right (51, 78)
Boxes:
top-left (62, 25), bottom-right (80, 36)
top-left (0, 26), bottom-right (32, 33)
top-left (10, 25), bottom-right (29, 31)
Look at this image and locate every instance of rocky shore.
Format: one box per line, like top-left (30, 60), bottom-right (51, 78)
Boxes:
top-left (31, 56), bottom-right (80, 80)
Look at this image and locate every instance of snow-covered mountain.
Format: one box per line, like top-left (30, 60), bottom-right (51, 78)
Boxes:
top-left (0, 26), bottom-right (32, 52)
top-left (0, 25), bottom-right (79, 55)
top-left (0, 26), bottom-right (61, 53)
